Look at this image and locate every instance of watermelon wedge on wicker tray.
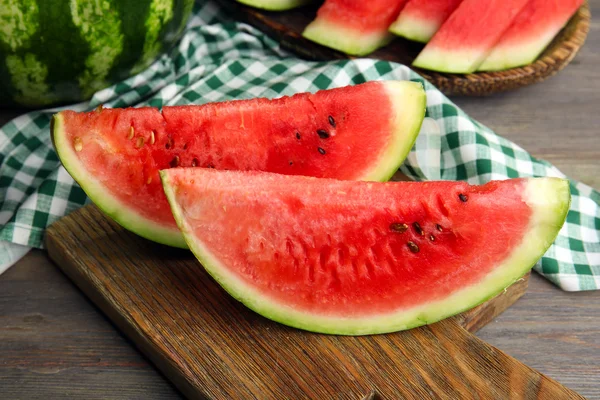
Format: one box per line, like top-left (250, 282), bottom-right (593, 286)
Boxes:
top-left (52, 81), bottom-right (425, 248)
top-left (479, 0), bottom-right (584, 71)
top-left (389, 0), bottom-right (464, 43)
top-left (302, 0), bottom-right (408, 56)
top-left (235, 0), bottom-right (313, 11)
top-left (161, 169), bottom-right (570, 335)
top-left (412, 0), bottom-right (530, 73)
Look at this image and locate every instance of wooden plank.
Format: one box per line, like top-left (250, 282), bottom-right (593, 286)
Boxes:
top-left (45, 205), bottom-right (582, 399)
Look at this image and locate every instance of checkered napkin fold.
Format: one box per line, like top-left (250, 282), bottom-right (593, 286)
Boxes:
top-left (1, 1), bottom-right (598, 290)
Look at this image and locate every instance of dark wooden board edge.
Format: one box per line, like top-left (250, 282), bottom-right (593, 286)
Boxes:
top-left (223, 0), bottom-right (591, 96)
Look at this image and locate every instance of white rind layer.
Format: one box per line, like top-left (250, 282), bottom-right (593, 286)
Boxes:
top-left (389, 14), bottom-right (439, 43)
top-left (162, 174), bottom-right (570, 336)
top-left (303, 17), bottom-right (393, 57)
top-left (235, 0), bottom-right (312, 11)
top-left (362, 81), bottom-right (426, 181)
top-left (413, 47), bottom-right (488, 74)
top-left (478, 25), bottom-right (565, 71)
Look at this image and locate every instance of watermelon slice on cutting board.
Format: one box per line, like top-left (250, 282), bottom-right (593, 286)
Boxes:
top-left (302, 0), bottom-right (408, 56)
top-left (235, 0), bottom-right (313, 11)
top-left (161, 169), bottom-right (570, 335)
top-left (413, 0), bottom-right (530, 74)
top-left (479, 0), bottom-right (584, 71)
top-left (52, 81), bottom-right (426, 248)
top-left (389, 0), bottom-right (464, 43)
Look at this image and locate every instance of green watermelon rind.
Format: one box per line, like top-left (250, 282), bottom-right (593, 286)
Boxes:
top-left (412, 47), bottom-right (485, 74)
top-left (51, 114), bottom-right (188, 248)
top-left (477, 31), bottom-right (559, 72)
top-left (235, 0), bottom-right (312, 11)
top-left (162, 175), bottom-right (570, 335)
top-left (363, 81), bottom-right (426, 182)
top-left (1, 0), bottom-right (193, 108)
top-left (389, 14), bottom-right (437, 43)
top-left (302, 17), bottom-right (394, 57)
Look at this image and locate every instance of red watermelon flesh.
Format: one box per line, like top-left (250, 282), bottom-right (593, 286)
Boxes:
top-left (479, 0), bottom-right (584, 71)
top-left (412, 0), bottom-right (530, 73)
top-left (389, 0), bottom-right (464, 43)
top-left (302, 0), bottom-right (408, 56)
top-left (52, 81), bottom-right (425, 248)
top-left (162, 169), bottom-right (570, 335)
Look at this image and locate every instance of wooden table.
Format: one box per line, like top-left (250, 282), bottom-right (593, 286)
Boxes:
top-left (1, 5), bottom-right (599, 398)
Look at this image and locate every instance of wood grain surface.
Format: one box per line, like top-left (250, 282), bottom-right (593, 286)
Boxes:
top-left (0, 1), bottom-right (599, 398)
top-left (221, 0), bottom-right (591, 96)
top-left (43, 204), bottom-right (580, 399)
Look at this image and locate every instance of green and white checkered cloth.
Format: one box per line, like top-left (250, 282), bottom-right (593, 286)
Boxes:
top-left (1, 1), bottom-right (598, 290)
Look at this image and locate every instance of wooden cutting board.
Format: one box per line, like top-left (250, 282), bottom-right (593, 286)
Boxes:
top-left (45, 204), bottom-right (583, 399)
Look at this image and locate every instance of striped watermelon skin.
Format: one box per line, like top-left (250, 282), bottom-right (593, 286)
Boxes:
top-left (0, 0), bottom-right (194, 108)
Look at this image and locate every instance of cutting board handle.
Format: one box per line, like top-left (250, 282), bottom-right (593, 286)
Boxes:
top-left (387, 319), bottom-right (584, 399)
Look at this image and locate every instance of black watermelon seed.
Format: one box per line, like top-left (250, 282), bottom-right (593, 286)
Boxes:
top-left (407, 241), bottom-right (420, 253)
top-left (390, 223), bottom-right (408, 233)
top-left (436, 224), bottom-right (443, 232)
top-left (191, 158), bottom-right (199, 167)
top-left (317, 129), bottom-right (330, 139)
top-left (289, 161), bottom-right (293, 166)
top-left (296, 132), bottom-right (301, 140)
top-left (459, 193), bottom-right (468, 202)
top-left (318, 147), bottom-right (326, 155)
top-left (429, 234), bottom-right (435, 241)
top-left (413, 222), bottom-right (424, 235)
top-left (328, 115), bottom-right (336, 128)
top-left (169, 155), bottom-right (180, 168)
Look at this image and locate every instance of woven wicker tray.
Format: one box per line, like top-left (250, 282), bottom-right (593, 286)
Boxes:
top-left (224, 0), bottom-right (590, 96)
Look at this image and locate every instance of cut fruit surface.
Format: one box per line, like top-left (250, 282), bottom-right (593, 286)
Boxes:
top-left (478, 0), bottom-right (584, 71)
top-left (235, 0), bottom-right (313, 11)
top-left (162, 169), bottom-right (570, 335)
top-left (412, 0), bottom-right (530, 73)
top-left (52, 81), bottom-right (425, 248)
top-left (302, 0), bottom-right (408, 56)
top-left (389, 0), bottom-right (464, 43)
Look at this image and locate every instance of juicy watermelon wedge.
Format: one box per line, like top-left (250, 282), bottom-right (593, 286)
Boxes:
top-left (389, 0), bottom-right (464, 43)
top-left (302, 0), bottom-right (408, 56)
top-left (478, 0), bottom-right (584, 71)
top-left (52, 81), bottom-right (425, 248)
top-left (235, 0), bottom-right (313, 11)
top-left (412, 0), bottom-right (530, 73)
top-left (161, 169), bottom-right (570, 335)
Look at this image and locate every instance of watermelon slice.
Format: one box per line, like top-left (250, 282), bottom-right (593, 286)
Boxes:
top-left (302, 0), bottom-right (408, 56)
top-left (235, 0), bottom-right (313, 11)
top-left (412, 0), bottom-right (530, 74)
top-left (478, 0), bottom-right (584, 71)
top-left (389, 0), bottom-right (464, 43)
top-left (161, 169), bottom-right (570, 335)
top-left (52, 81), bottom-right (426, 248)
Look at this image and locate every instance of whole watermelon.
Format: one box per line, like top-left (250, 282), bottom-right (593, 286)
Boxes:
top-left (0, 0), bottom-right (194, 108)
